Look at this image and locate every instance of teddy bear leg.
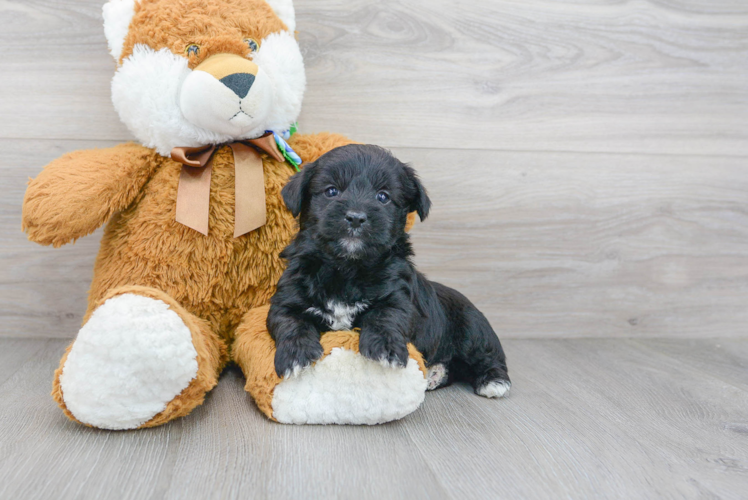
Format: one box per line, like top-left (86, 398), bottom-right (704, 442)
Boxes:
top-left (52, 286), bottom-right (227, 430)
top-left (232, 305), bottom-right (280, 420)
top-left (232, 304), bottom-right (430, 424)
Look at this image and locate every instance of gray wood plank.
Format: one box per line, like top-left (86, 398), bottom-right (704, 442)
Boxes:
top-left (0, 1), bottom-right (746, 155)
top-left (0, 339), bottom-right (447, 500)
top-left (0, 0), bottom-right (128, 141)
top-left (162, 367), bottom-right (449, 500)
top-left (0, 138), bottom-right (118, 338)
top-left (0, 339), bottom-right (182, 500)
top-left (1, 338), bottom-right (747, 499)
top-left (0, 338), bottom-right (49, 385)
top-left (0, 281), bottom-right (91, 339)
top-left (398, 147), bottom-right (748, 339)
top-left (5, 138), bottom-right (748, 339)
top-left (634, 338), bottom-right (748, 390)
top-left (404, 338), bottom-right (748, 499)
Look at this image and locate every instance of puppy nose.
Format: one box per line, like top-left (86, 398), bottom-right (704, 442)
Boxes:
top-left (345, 211), bottom-right (367, 228)
top-left (220, 73), bottom-right (255, 98)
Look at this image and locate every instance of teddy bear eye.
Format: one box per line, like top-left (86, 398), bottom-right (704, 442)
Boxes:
top-left (325, 187), bottom-right (339, 198)
top-left (243, 38), bottom-right (259, 53)
top-left (185, 44), bottom-right (200, 57)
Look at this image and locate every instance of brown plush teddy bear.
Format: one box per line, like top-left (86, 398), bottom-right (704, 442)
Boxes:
top-left (22, 0), bottom-right (427, 429)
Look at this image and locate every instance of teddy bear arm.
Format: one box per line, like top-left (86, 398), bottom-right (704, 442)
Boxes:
top-left (22, 143), bottom-right (160, 247)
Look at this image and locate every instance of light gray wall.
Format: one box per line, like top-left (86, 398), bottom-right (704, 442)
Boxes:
top-left (2, 0), bottom-right (747, 338)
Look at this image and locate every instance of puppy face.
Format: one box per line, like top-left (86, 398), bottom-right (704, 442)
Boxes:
top-left (282, 145), bottom-right (431, 260)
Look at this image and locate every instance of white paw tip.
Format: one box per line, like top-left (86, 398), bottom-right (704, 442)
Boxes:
top-left (283, 364), bottom-right (305, 379)
top-left (477, 379), bottom-right (511, 399)
top-left (378, 357), bottom-right (406, 369)
top-left (426, 363), bottom-right (448, 391)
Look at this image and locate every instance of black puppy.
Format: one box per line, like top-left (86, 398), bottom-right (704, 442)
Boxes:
top-left (268, 144), bottom-right (510, 398)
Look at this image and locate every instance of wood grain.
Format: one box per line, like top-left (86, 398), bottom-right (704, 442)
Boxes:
top-left (0, 1), bottom-right (746, 155)
top-left (161, 366), bottom-right (448, 500)
top-left (404, 338), bottom-right (748, 499)
top-left (4, 139), bottom-right (747, 339)
top-left (1, 139), bottom-right (112, 338)
top-left (0, 340), bottom-right (182, 500)
top-left (0, 338), bottom-right (746, 499)
top-left (398, 147), bottom-right (748, 339)
top-left (2, 1), bottom-right (747, 498)
top-left (633, 338), bottom-right (748, 389)
top-left (2, 1), bottom-right (746, 338)
top-left (0, 338), bottom-right (49, 385)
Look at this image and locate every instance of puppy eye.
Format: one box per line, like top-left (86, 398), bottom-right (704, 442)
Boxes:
top-left (376, 191), bottom-right (391, 204)
top-left (325, 187), bottom-right (340, 198)
top-left (243, 38), bottom-right (260, 53)
top-left (185, 44), bottom-right (200, 57)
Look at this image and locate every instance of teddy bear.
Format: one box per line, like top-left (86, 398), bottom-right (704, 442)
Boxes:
top-left (21, 0), bottom-right (428, 429)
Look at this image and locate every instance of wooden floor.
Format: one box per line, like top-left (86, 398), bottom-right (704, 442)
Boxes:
top-left (2, 0), bottom-right (748, 498)
top-left (0, 337), bottom-right (747, 499)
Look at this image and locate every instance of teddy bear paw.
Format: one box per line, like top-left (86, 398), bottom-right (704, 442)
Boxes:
top-left (59, 293), bottom-right (199, 430)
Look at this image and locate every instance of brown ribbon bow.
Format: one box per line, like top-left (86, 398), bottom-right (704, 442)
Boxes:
top-left (171, 132), bottom-right (286, 237)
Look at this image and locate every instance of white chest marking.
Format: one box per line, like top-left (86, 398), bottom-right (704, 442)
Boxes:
top-left (306, 301), bottom-right (369, 331)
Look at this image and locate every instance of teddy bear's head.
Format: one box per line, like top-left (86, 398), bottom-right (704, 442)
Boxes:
top-left (104, 0), bottom-right (304, 156)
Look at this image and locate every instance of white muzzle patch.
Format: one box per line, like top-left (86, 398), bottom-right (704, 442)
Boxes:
top-left (179, 64), bottom-right (274, 137)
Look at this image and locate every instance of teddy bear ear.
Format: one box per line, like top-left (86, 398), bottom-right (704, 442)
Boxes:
top-left (265, 0), bottom-right (296, 33)
top-left (103, 0), bottom-right (137, 62)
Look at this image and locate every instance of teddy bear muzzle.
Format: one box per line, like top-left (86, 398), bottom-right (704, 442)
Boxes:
top-left (179, 53), bottom-right (273, 136)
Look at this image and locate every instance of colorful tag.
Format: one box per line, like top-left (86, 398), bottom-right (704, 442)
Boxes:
top-left (267, 122), bottom-right (302, 171)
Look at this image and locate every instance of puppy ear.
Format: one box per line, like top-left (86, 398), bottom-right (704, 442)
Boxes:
top-left (282, 162), bottom-right (316, 217)
top-left (404, 165), bottom-right (431, 221)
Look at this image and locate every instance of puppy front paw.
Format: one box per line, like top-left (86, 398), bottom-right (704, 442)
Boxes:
top-left (274, 337), bottom-right (324, 378)
top-left (359, 331), bottom-right (409, 368)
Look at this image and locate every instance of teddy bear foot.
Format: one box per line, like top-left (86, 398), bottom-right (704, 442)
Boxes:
top-left (55, 293), bottom-right (203, 430)
top-left (234, 305), bottom-right (430, 425)
top-left (271, 347), bottom-right (428, 425)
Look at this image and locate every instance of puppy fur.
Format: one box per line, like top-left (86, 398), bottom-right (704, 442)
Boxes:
top-left (268, 145), bottom-right (510, 397)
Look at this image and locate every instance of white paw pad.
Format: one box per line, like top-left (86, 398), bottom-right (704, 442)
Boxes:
top-left (476, 379), bottom-right (511, 398)
top-left (426, 363), bottom-right (448, 390)
top-left (60, 294), bottom-right (198, 430)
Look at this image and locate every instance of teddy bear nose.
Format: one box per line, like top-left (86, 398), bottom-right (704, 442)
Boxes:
top-left (220, 73), bottom-right (255, 99)
top-left (345, 211), bottom-right (368, 228)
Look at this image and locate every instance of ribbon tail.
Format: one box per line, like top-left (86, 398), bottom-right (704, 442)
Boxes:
top-left (175, 161), bottom-right (213, 235)
top-left (231, 143), bottom-right (267, 237)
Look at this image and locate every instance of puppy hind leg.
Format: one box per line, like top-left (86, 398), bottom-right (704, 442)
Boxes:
top-left (426, 362), bottom-right (450, 391)
top-left (460, 316), bottom-right (511, 399)
top-left (470, 347), bottom-right (511, 398)
top-left (474, 367), bottom-right (512, 399)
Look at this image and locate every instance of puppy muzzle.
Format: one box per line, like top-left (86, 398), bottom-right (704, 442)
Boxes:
top-left (179, 53), bottom-right (273, 136)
